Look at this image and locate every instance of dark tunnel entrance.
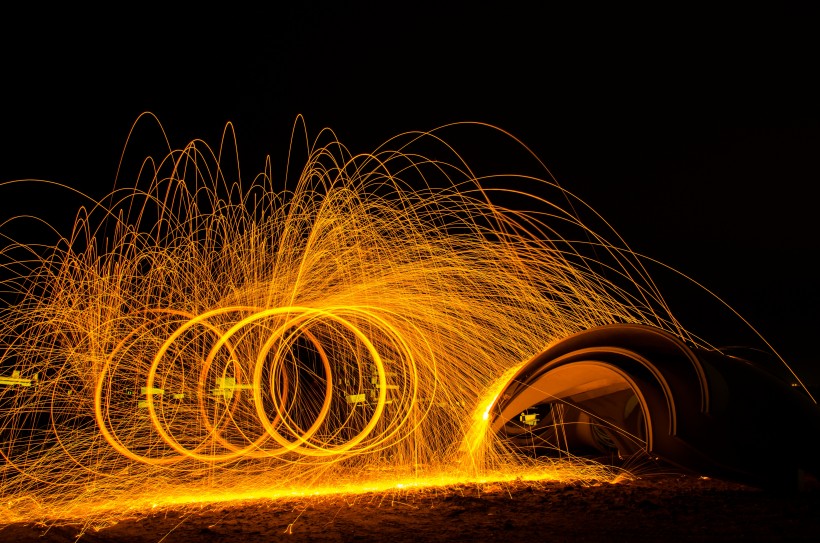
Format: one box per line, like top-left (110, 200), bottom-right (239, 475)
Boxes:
top-left (493, 363), bottom-right (648, 462)
top-left (487, 324), bottom-right (820, 490)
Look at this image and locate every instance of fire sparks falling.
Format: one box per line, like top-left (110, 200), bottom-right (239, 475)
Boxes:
top-left (1, 117), bottom-right (688, 524)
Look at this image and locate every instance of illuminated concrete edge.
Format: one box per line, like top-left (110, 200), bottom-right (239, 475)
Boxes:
top-left (490, 323), bottom-right (820, 490)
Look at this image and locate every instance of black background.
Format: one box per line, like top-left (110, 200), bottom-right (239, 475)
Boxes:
top-left (2, 4), bottom-right (817, 383)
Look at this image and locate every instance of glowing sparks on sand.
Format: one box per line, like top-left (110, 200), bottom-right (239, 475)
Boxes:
top-left (2, 116), bottom-right (702, 523)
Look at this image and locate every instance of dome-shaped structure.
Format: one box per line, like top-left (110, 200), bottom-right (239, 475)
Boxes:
top-left (489, 324), bottom-right (820, 490)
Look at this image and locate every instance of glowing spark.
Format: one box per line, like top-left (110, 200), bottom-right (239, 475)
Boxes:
top-left (0, 117), bottom-right (691, 525)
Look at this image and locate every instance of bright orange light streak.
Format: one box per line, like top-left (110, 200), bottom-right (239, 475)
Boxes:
top-left (0, 116), bottom-right (754, 525)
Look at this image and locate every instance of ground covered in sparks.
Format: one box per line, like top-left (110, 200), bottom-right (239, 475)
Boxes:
top-left (2, 474), bottom-right (818, 542)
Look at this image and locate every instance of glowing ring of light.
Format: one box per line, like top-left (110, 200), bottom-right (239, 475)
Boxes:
top-left (249, 307), bottom-right (386, 456)
top-left (294, 306), bottom-right (429, 456)
top-left (93, 310), bottom-right (227, 466)
top-left (145, 306), bottom-right (274, 462)
top-left (143, 306), bottom-right (386, 461)
top-left (196, 311), bottom-right (335, 458)
top-left (254, 321), bottom-right (337, 452)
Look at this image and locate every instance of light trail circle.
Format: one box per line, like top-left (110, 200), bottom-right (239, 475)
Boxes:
top-left (142, 306), bottom-right (394, 462)
top-left (198, 313), bottom-right (334, 458)
top-left (249, 307), bottom-right (387, 457)
top-left (95, 305), bottom-right (420, 465)
top-left (145, 306), bottom-right (278, 463)
top-left (93, 309), bottom-right (238, 466)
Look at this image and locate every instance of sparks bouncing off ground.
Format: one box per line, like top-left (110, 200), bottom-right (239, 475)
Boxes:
top-left (0, 116), bottom-right (800, 525)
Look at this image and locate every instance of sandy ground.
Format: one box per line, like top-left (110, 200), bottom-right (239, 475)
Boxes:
top-left (2, 473), bottom-right (819, 542)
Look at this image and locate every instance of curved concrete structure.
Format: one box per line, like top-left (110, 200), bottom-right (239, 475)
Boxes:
top-left (489, 324), bottom-right (820, 490)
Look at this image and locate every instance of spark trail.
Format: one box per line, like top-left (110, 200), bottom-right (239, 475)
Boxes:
top-left (1, 117), bottom-right (704, 523)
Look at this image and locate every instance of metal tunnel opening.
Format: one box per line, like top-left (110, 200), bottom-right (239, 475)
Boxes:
top-left (494, 363), bottom-right (649, 462)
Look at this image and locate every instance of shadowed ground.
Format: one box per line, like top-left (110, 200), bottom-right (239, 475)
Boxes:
top-left (3, 473), bottom-right (818, 542)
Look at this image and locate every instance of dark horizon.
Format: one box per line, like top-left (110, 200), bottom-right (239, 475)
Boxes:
top-left (2, 5), bottom-right (818, 384)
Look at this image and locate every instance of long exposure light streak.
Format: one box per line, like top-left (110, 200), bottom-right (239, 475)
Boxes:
top-left (0, 116), bottom-right (765, 524)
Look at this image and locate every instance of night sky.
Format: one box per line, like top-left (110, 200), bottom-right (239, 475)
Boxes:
top-left (2, 5), bottom-right (818, 383)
